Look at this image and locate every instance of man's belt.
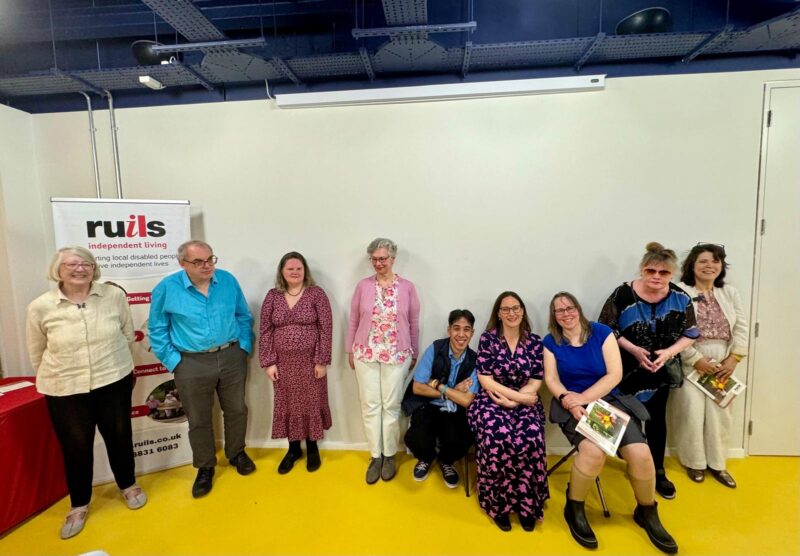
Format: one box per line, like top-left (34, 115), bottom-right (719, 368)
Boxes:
top-left (185, 340), bottom-right (238, 354)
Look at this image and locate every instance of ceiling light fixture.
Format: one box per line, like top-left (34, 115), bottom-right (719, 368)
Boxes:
top-left (139, 76), bottom-right (165, 90)
top-left (275, 75), bottom-right (606, 109)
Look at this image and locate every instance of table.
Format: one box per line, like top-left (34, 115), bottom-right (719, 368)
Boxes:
top-left (0, 377), bottom-right (68, 536)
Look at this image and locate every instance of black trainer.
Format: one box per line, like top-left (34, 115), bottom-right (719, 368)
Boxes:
top-left (655, 470), bottom-right (676, 499)
top-left (439, 461), bottom-right (459, 488)
top-left (192, 467), bottom-right (214, 498)
top-left (413, 459), bottom-right (432, 481)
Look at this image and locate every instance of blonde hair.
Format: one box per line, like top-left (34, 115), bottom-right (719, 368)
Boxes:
top-left (47, 246), bottom-right (101, 282)
top-left (639, 241), bottom-right (678, 273)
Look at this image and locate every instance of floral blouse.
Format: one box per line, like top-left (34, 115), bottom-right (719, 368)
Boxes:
top-left (695, 290), bottom-right (732, 342)
top-left (353, 277), bottom-right (412, 365)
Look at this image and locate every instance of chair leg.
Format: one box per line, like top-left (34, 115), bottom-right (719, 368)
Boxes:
top-left (546, 446), bottom-right (578, 477)
top-left (595, 477), bottom-right (611, 518)
top-left (463, 456), bottom-right (470, 497)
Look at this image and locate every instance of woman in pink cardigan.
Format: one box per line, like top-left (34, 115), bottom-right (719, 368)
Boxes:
top-left (347, 238), bottom-right (420, 484)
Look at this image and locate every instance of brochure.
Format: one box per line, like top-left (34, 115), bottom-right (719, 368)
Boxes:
top-left (575, 398), bottom-right (631, 457)
top-left (686, 370), bottom-right (746, 408)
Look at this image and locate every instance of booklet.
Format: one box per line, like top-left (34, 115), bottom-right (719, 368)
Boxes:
top-left (686, 370), bottom-right (746, 408)
top-left (575, 398), bottom-right (631, 457)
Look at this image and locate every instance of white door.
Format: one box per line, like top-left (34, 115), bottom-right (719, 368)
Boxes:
top-left (748, 84), bottom-right (800, 455)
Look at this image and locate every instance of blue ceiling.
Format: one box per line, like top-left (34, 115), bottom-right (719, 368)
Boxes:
top-left (1, 0), bottom-right (799, 113)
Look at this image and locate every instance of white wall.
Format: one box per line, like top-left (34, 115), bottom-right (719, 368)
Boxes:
top-left (0, 104), bottom-right (49, 376)
top-left (5, 67), bottom-right (797, 453)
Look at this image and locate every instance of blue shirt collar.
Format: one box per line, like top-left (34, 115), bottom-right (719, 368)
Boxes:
top-left (448, 345), bottom-right (466, 364)
top-left (180, 270), bottom-right (218, 290)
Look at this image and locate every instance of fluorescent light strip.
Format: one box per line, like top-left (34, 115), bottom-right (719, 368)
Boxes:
top-left (275, 75), bottom-right (605, 109)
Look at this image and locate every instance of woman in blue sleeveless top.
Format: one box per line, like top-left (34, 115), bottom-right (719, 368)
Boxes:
top-left (543, 291), bottom-right (677, 554)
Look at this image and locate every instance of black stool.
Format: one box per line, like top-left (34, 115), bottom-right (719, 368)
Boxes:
top-left (547, 447), bottom-right (611, 517)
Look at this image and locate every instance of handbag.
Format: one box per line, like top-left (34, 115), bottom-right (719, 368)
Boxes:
top-left (661, 357), bottom-right (684, 388)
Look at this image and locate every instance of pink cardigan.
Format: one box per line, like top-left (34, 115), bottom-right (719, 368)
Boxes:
top-left (346, 275), bottom-right (420, 357)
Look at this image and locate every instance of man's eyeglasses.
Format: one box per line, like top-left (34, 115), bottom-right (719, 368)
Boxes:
top-left (369, 256), bottom-right (391, 264)
top-left (62, 262), bottom-right (95, 270)
top-left (183, 256), bottom-right (218, 267)
top-left (554, 306), bottom-right (578, 317)
top-left (498, 305), bottom-right (522, 315)
top-left (643, 268), bottom-right (672, 277)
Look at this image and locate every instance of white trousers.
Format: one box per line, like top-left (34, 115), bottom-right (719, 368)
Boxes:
top-left (354, 359), bottom-right (411, 458)
top-left (671, 339), bottom-right (734, 471)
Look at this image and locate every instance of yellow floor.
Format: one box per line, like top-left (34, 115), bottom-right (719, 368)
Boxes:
top-left (1, 451), bottom-right (798, 556)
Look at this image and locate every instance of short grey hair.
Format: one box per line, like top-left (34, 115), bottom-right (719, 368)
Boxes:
top-left (177, 240), bottom-right (213, 261)
top-left (366, 237), bottom-right (397, 257)
top-left (47, 246), bottom-right (101, 282)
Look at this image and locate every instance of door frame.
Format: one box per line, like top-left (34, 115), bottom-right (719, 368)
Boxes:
top-left (743, 80), bottom-right (800, 455)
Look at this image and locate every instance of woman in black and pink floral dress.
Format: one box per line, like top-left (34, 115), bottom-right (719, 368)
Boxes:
top-left (259, 252), bottom-right (333, 474)
top-left (468, 291), bottom-right (549, 532)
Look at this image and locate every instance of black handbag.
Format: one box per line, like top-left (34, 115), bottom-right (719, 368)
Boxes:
top-left (661, 357), bottom-right (684, 388)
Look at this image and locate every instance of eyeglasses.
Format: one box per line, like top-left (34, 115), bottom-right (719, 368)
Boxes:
top-left (554, 306), bottom-right (578, 317)
top-left (369, 256), bottom-right (392, 264)
top-left (183, 256), bottom-right (218, 267)
top-left (61, 262), bottom-right (95, 270)
top-left (498, 305), bottom-right (522, 315)
top-left (642, 268), bottom-right (672, 277)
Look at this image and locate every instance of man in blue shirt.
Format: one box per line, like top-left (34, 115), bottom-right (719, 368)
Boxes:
top-left (402, 309), bottom-right (479, 488)
top-left (149, 240), bottom-right (255, 498)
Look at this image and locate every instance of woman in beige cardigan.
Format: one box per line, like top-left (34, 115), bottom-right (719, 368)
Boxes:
top-left (674, 243), bottom-right (749, 488)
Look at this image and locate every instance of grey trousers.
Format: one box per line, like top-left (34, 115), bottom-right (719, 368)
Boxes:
top-left (173, 345), bottom-right (249, 468)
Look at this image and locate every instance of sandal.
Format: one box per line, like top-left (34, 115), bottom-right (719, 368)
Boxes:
top-left (60, 505), bottom-right (88, 539)
top-left (121, 484), bottom-right (148, 510)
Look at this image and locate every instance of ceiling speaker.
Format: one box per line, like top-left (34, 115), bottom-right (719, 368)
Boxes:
top-left (132, 40), bottom-right (179, 66)
top-left (616, 7), bottom-right (673, 35)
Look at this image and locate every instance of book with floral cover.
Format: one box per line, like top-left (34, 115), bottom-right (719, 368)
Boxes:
top-left (575, 398), bottom-right (631, 457)
top-left (686, 370), bottom-right (746, 408)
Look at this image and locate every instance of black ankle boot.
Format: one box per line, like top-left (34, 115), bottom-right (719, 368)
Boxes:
top-left (564, 498), bottom-right (598, 549)
top-left (634, 502), bottom-right (678, 554)
top-left (306, 440), bottom-right (321, 472)
top-left (278, 442), bottom-right (303, 475)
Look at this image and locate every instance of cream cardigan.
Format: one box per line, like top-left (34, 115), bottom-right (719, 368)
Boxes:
top-left (678, 282), bottom-right (749, 368)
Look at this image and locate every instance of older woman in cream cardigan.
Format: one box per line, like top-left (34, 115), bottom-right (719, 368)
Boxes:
top-left (674, 243), bottom-right (749, 488)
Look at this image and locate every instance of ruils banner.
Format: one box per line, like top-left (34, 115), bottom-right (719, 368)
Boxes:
top-left (51, 198), bottom-right (193, 483)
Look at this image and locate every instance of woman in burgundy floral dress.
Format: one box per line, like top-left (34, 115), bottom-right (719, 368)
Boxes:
top-left (468, 291), bottom-right (549, 532)
top-left (259, 252), bottom-right (333, 473)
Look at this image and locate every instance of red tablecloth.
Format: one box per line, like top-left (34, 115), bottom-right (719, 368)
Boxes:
top-left (0, 377), bottom-right (68, 536)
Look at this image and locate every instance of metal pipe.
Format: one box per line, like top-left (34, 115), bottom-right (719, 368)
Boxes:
top-left (78, 92), bottom-right (101, 198)
top-left (104, 90), bottom-right (123, 198)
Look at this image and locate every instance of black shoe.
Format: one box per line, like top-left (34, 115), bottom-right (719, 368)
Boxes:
top-left (229, 451), bottom-right (256, 476)
top-left (655, 470), bottom-right (676, 499)
top-left (439, 461), bottom-right (459, 488)
top-left (634, 502), bottom-right (678, 554)
top-left (564, 496), bottom-right (598, 549)
top-left (192, 467), bottom-right (214, 498)
top-left (278, 450), bottom-right (302, 474)
top-left (519, 514), bottom-right (536, 532)
top-left (493, 514), bottom-right (512, 532)
top-left (413, 459), bottom-right (432, 481)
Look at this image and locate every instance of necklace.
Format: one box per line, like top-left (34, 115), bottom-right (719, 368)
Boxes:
top-left (286, 287), bottom-right (304, 297)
